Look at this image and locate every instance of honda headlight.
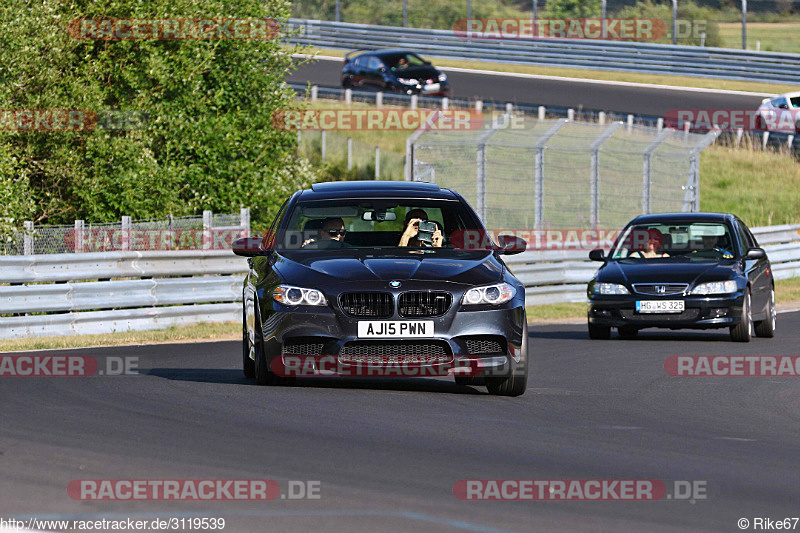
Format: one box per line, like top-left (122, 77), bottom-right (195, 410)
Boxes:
top-left (461, 283), bottom-right (516, 306)
top-left (590, 282), bottom-right (630, 295)
top-left (690, 280), bottom-right (737, 295)
top-left (397, 78), bottom-right (419, 85)
top-left (273, 285), bottom-right (327, 306)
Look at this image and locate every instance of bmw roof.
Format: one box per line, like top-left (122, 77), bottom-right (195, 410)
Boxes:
top-left (302, 180), bottom-right (455, 200)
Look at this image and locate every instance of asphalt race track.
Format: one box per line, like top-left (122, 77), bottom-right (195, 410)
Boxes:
top-left (2, 313), bottom-right (799, 532)
top-left (286, 57), bottom-right (768, 117)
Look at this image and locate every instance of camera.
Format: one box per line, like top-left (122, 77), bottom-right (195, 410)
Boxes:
top-left (416, 220), bottom-right (437, 244)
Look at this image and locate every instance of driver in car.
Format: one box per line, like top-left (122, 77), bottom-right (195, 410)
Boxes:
top-left (694, 234), bottom-right (734, 259)
top-left (398, 209), bottom-right (443, 248)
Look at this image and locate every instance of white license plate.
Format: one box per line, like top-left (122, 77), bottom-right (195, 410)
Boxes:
top-left (422, 83), bottom-right (441, 93)
top-left (636, 300), bottom-right (685, 313)
top-left (357, 321), bottom-right (434, 338)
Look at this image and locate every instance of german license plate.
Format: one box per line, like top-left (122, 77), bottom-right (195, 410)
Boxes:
top-left (357, 321), bottom-right (434, 338)
top-left (636, 300), bottom-right (685, 313)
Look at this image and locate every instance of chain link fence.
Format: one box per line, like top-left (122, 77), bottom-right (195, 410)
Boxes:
top-left (408, 116), bottom-right (720, 230)
top-left (298, 130), bottom-right (405, 181)
top-left (2, 210), bottom-right (250, 256)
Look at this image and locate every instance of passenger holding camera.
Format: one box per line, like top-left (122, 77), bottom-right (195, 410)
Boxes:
top-left (398, 209), bottom-right (443, 248)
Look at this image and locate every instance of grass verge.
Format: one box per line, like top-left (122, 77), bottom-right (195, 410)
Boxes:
top-left (299, 46), bottom-right (795, 95)
top-left (718, 22), bottom-right (800, 54)
top-left (0, 322), bottom-right (240, 353)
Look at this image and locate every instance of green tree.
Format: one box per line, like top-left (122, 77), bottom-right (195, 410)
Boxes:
top-left (0, 0), bottom-right (318, 239)
top-left (543, 0), bottom-right (603, 18)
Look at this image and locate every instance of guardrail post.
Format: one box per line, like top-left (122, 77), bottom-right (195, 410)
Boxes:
top-left (475, 100), bottom-right (483, 113)
top-left (590, 122), bottom-right (623, 228)
top-left (310, 85), bottom-right (318, 102)
top-left (598, 112), bottom-right (606, 125)
top-left (762, 131), bottom-right (769, 149)
top-left (442, 97), bottom-right (449, 110)
top-left (344, 88), bottom-right (352, 104)
top-left (736, 128), bottom-right (743, 147)
top-left (74, 219), bottom-right (85, 253)
top-left (538, 106), bottom-right (545, 120)
top-left (376, 92), bottom-right (383, 106)
top-left (627, 114), bottom-right (634, 131)
top-left (642, 130), bottom-right (673, 215)
top-left (347, 137), bottom-right (353, 170)
top-left (410, 95), bottom-right (418, 110)
top-left (321, 130), bottom-right (327, 161)
top-left (567, 108), bottom-right (574, 121)
top-left (505, 103), bottom-right (513, 114)
top-left (121, 216), bottom-right (132, 251)
top-left (657, 117), bottom-right (664, 132)
top-left (23, 220), bottom-right (34, 255)
top-left (203, 210), bottom-right (213, 250)
top-left (534, 119), bottom-right (569, 229)
top-left (788, 134), bottom-right (795, 151)
top-left (375, 147), bottom-right (380, 179)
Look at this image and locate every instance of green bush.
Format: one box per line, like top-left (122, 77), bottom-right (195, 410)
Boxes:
top-left (0, 0), bottom-right (320, 240)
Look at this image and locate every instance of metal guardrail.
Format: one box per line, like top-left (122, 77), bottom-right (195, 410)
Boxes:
top-left (287, 18), bottom-right (800, 85)
top-left (1, 225), bottom-right (798, 339)
top-left (0, 250), bottom-right (248, 340)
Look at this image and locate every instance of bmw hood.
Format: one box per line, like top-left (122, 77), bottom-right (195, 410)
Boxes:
top-left (598, 260), bottom-right (740, 287)
top-left (275, 250), bottom-right (503, 286)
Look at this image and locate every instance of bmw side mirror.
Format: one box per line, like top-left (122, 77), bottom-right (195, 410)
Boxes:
top-left (589, 249), bottom-right (607, 262)
top-left (746, 247), bottom-right (766, 259)
top-left (232, 237), bottom-right (269, 257)
top-left (497, 235), bottom-right (526, 255)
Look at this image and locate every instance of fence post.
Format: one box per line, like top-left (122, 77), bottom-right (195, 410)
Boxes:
top-left (23, 220), bottom-right (33, 255)
top-left (344, 88), bottom-right (352, 104)
top-left (642, 130), bottom-right (673, 215)
top-left (404, 110), bottom-right (440, 181)
top-left (375, 147), bottom-right (380, 179)
top-left (121, 215), bottom-right (132, 251)
top-left (376, 92), bottom-right (383, 106)
top-left (203, 210), bottom-right (213, 250)
top-left (347, 137), bottom-right (353, 170)
top-left (590, 122), bottom-right (623, 228)
top-left (534, 119), bottom-right (569, 229)
top-left (74, 219), bottom-right (85, 253)
top-left (321, 130), bottom-right (327, 161)
top-left (240, 207), bottom-right (250, 237)
top-left (475, 114), bottom-right (509, 223)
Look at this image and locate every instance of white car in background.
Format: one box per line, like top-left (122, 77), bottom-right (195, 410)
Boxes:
top-left (757, 91), bottom-right (800, 133)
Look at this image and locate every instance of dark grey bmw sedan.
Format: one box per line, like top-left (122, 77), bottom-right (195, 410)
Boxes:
top-left (233, 181), bottom-right (529, 396)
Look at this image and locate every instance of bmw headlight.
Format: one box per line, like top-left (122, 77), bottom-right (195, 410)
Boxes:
top-left (397, 78), bottom-right (419, 85)
top-left (461, 283), bottom-right (516, 306)
top-left (438, 72), bottom-right (447, 82)
top-left (273, 285), bottom-right (327, 306)
top-left (590, 282), bottom-right (630, 295)
top-left (690, 280), bottom-right (737, 295)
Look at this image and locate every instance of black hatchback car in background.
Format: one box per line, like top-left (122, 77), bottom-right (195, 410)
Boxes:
top-left (341, 49), bottom-right (450, 96)
top-left (587, 213), bottom-right (776, 342)
top-left (233, 181), bottom-right (528, 396)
